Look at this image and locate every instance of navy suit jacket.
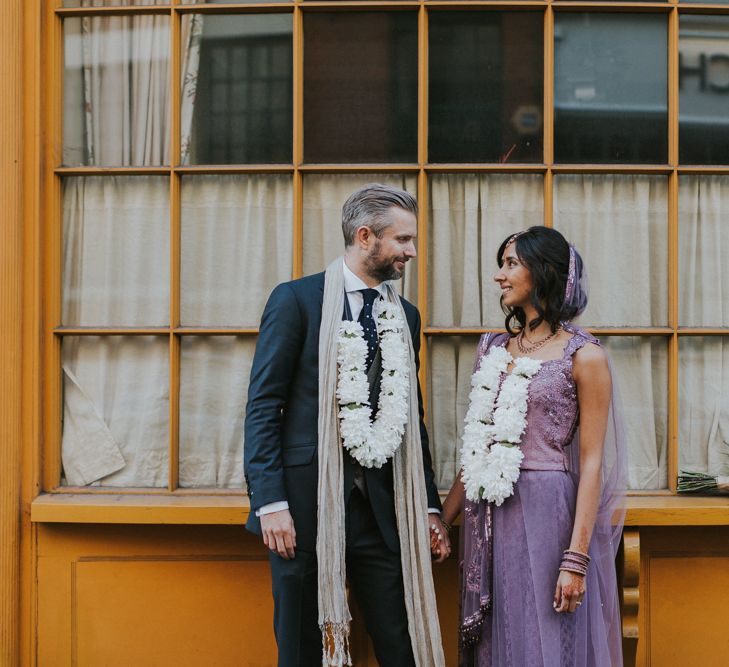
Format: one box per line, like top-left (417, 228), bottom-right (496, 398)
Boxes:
top-left (244, 271), bottom-right (441, 552)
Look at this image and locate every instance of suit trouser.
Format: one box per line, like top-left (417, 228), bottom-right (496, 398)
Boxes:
top-left (268, 487), bottom-right (416, 667)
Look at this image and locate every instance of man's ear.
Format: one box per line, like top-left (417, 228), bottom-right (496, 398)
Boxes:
top-left (355, 225), bottom-right (372, 250)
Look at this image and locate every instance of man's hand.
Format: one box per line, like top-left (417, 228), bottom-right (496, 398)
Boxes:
top-left (260, 509), bottom-right (297, 560)
top-left (428, 515), bottom-right (451, 563)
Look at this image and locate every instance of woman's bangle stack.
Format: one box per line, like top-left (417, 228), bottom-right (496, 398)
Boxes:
top-left (559, 549), bottom-right (590, 576)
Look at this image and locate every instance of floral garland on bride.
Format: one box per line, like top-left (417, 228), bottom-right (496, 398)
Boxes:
top-left (336, 300), bottom-right (410, 468)
top-left (460, 345), bottom-right (542, 505)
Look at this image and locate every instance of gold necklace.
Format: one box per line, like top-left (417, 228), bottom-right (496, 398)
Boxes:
top-left (516, 326), bottom-right (561, 355)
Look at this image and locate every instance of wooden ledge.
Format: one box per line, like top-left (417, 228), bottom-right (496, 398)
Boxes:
top-left (624, 495), bottom-right (729, 526)
top-left (30, 493), bottom-right (250, 525)
top-left (29, 493), bottom-right (729, 526)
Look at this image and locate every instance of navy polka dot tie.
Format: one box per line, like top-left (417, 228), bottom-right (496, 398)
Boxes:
top-left (358, 288), bottom-right (380, 371)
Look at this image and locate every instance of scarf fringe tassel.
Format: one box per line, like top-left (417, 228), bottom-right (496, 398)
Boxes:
top-left (321, 621), bottom-right (352, 667)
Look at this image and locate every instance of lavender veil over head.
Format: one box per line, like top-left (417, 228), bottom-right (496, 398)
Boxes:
top-left (562, 244), bottom-right (589, 319)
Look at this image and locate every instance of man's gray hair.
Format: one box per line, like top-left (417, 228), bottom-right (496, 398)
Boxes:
top-left (341, 183), bottom-right (418, 247)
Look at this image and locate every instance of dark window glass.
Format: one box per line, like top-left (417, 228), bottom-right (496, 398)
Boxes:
top-left (429, 12), bottom-right (543, 163)
top-left (679, 16), bottom-right (729, 164)
top-left (304, 12), bottom-right (418, 163)
top-left (185, 14), bottom-right (293, 165)
top-left (554, 14), bottom-right (668, 164)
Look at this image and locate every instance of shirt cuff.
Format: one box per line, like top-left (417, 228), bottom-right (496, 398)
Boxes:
top-left (427, 508), bottom-right (441, 514)
top-left (256, 501), bottom-right (289, 517)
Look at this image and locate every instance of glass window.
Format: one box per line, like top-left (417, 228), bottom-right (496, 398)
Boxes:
top-left (679, 176), bottom-right (729, 327)
top-left (179, 336), bottom-right (256, 489)
top-left (554, 174), bottom-right (668, 326)
top-left (554, 14), bottom-right (668, 163)
top-left (180, 174), bottom-right (293, 326)
top-left (302, 173), bottom-right (418, 302)
top-left (62, 176), bottom-right (170, 327)
top-left (679, 337), bottom-right (729, 479)
top-left (428, 336), bottom-right (480, 490)
top-left (679, 16), bottom-right (729, 164)
top-left (429, 12), bottom-right (543, 164)
top-left (63, 16), bottom-right (170, 166)
top-left (428, 174), bottom-right (543, 327)
top-left (183, 14), bottom-right (293, 165)
top-left (304, 12), bottom-right (418, 163)
top-left (603, 336), bottom-right (668, 490)
top-left (61, 336), bottom-right (169, 488)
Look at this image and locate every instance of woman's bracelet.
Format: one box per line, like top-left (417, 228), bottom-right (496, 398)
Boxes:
top-left (440, 519), bottom-right (452, 534)
top-left (559, 549), bottom-right (590, 576)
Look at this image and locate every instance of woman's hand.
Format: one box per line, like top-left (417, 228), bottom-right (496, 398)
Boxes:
top-left (428, 515), bottom-right (451, 563)
top-left (553, 570), bottom-right (586, 613)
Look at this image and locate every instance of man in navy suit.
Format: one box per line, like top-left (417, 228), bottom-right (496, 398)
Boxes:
top-left (244, 184), bottom-right (449, 666)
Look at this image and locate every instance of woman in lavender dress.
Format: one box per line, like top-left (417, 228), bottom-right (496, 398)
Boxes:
top-left (434, 227), bottom-right (626, 666)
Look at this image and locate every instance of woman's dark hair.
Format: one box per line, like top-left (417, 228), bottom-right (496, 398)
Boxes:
top-left (497, 226), bottom-right (580, 335)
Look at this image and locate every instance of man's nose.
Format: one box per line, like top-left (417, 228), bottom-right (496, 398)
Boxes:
top-left (406, 241), bottom-right (417, 257)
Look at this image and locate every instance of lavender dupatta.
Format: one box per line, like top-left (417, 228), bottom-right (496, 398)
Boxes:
top-left (459, 325), bottom-right (627, 666)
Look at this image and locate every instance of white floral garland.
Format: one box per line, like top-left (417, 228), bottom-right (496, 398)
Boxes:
top-left (460, 345), bottom-right (542, 505)
top-left (336, 300), bottom-right (410, 468)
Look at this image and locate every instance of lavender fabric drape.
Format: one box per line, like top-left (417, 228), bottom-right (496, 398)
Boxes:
top-left (460, 324), bottom-right (627, 667)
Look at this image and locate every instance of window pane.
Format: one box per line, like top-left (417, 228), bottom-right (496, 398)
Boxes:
top-left (62, 176), bottom-right (169, 327)
top-left (679, 337), bottom-right (729, 479)
top-left (63, 16), bottom-right (170, 166)
top-left (679, 176), bottom-right (729, 326)
top-left (61, 336), bottom-right (169, 488)
top-left (304, 13), bottom-right (418, 163)
top-left (181, 174), bottom-right (293, 326)
top-left (427, 336), bottom-right (479, 490)
top-left (182, 14), bottom-right (293, 165)
top-left (679, 17), bottom-right (729, 164)
top-left (302, 174), bottom-right (418, 303)
top-left (554, 175), bottom-right (668, 326)
top-left (604, 336), bottom-right (668, 490)
top-left (429, 13), bottom-right (543, 163)
top-left (180, 336), bottom-right (255, 489)
top-left (428, 174), bottom-right (543, 327)
top-left (554, 14), bottom-right (667, 163)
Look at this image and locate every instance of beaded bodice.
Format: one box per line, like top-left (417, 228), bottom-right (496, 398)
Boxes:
top-left (478, 326), bottom-right (600, 471)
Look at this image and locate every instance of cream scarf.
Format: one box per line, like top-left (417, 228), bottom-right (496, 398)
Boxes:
top-left (316, 257), bottom-right (445, 667)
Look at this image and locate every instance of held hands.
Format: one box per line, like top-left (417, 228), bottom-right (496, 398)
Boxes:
top-left (553, 569), bottom-right (586, 613)
top-left (260, 509), bottom-right (297, 560)
top-left (428, 516), bottom-right (451, 563)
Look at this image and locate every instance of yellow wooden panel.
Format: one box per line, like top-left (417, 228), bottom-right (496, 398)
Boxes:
top-left (74, 559), bottom-right (275, 667)
top-left (37, 557), bottom-right (73, 667)
top-left (649, 555), bottom-right (729, 666)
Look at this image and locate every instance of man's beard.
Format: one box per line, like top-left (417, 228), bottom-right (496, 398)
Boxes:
top-left (365, 241), bottom-right (407, 282)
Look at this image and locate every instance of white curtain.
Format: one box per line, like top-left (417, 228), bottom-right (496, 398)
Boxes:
top-left (63, 176), bottom-right (170, 326)
top-left (679, 338), bottom-right (729, 477)
top-left (679, 176), bottom-right (729, 327)
top-left (179, 337), bottom-right (256, 489)
top-left (554, 175), bottom-right (668, 327)
top-left (603, 337), bottom-right (667, 490)
top-left (181, 175), bottom-right (293, 326)
top-left (677, 177), bottom-right (729, 477)
top-left (302, 174), bottom-right (419, 303)
top-left (429, 173), bottom-right (544, 327)
top-left (62, 336), bottom-right (169, 487)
